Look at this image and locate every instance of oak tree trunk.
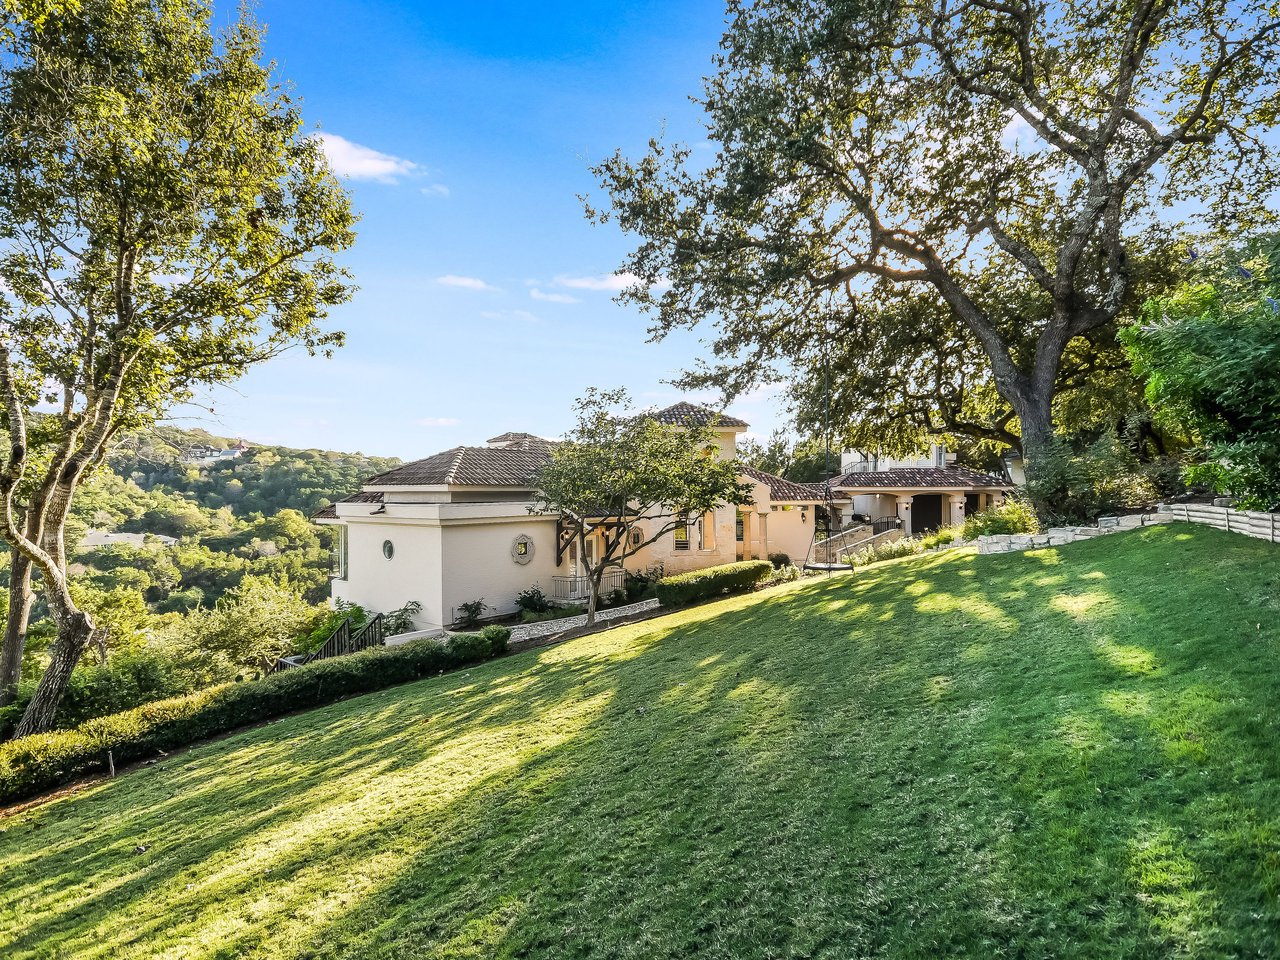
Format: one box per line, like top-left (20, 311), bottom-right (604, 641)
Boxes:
top-left (13, 606), bottom-right (94, 738)
top-left (0, 551), bottom-right (34, 708)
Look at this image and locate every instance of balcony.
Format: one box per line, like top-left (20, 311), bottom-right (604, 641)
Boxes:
top-left (550, 567), bottom-right (626, 603)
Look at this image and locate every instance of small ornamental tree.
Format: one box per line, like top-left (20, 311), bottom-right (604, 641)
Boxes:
top-left (0, 0), bottom-right (357, 734)
top-left (533, 389), bottom-right (752, 625)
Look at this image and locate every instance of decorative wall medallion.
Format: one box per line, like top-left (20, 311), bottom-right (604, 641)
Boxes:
top-left (382, 539), bottom-right (395, 560)
top-left (511, 534), bottom-right (535, 565)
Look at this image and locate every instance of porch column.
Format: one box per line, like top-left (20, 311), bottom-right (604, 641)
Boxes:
top-left (948, 494), bottom-right (967, 527)
top-left (896, 495), bottom-right (914, 536)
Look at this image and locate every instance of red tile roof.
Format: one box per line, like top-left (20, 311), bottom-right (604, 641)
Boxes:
top-left (650, 402), bottom-right (748, 429)
top-left (739, 465), bottom-right (824, 503)
top-left (364, 445), bottom-right (550, 487)
top-left (311, 491), bottom-right (384, 520)
top-left (827, 466), bottom-right (1010, 490)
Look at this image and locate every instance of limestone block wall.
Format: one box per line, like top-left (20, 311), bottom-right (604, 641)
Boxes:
top-left (976, 502), bottom-right (1280, 556)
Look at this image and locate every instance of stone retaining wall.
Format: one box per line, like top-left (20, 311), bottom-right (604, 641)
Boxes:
top-left (977, 501), bottom-right (1280, 555)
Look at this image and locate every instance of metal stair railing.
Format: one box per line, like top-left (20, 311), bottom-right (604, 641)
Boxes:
top-left (273, 613), bottom-right (386, 672)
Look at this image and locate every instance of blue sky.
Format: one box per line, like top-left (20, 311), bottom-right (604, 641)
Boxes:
top-left (193, 0), bottom-right (788, 458)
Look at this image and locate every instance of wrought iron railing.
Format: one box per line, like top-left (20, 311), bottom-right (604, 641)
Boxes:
top-left (871, 515), bottom-right (903, 535)
top-left (273, 613), bottom-right (385, 672)
top-left (550, 568), bottom-right (626, 603)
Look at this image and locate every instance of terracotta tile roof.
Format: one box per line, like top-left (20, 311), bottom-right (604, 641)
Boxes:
top-left (827, 466), bottom-right (1011, 490)
top-left (739, 465), bottom-right (824, 503)
top-left (485, 432), bottom-right (558, 455)
top-left (311, 491), bottom-right (384, 520)
top-left (650, 402), bottom-right (749, 429)
top-left (365, 445), bottom-right (550, 487)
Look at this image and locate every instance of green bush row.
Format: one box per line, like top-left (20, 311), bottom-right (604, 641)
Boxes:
top-left (960, 500), bottom-right (1041, 539)
top-left (0, 625), bottom-right (512, 805)
top-left (655, 560), bottom-right (775, 607)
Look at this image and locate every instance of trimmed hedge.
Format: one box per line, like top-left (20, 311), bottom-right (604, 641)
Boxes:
top-left (655, 560), bottom-right (775, 607)
top-left (0, 630), bottom-right (510, 805)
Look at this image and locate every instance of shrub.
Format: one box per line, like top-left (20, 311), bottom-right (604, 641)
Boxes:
top-left (0, 633), bottom-right (506, 805)
top-left (454, 599), bottom-right (488, 629)
top-left (655, 560), bottom-right (774, 607)
top-left (767, 552), bottom-right (791, 569)
top-left (842, 537), bottom-right (922, 566)
top-left (515, 586), bottom-right (553, 614)
top-left (520, 604), bottom-right (584, 623)
top-left (624, 565), bottom-right (663, 602)
top-left (770, 563), bottom-right (802, 583)
top-left (605, 588), bottom-right (628, 608)
top-left (920, 527), bottom-right (959, 550)
top-left (384, 600), bottom-right (423, 636)
top-left (961, 500), bottom-right (1041, 539)
top-left (479, 624), bottom-right (511, 654)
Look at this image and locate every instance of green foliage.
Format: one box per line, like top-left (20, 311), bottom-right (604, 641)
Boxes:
top-left (1022, 434), bottom-right (1164, 523)
top-left (384, 600), bottom-right (423, 636)
top-left (479, 625), bottom-right (511, 655)
top-left (515, 586), bottom-right (553, 614)
top-left (920, 528), bottom-right (959, 550)
top-left (961, 501), bottom-right (1042, 539)
top-left (591, 2), bottom-right (1278, 457)
top-left (109, 426), bottom-right (399, 519)
top-left (534, 388), bottom-right (753, 618)
top-left (841, 537), bottom-right (923, 567)
top-left (0, 633), bottom-right (506, 804)
top-left (454, 599), bottom-right (488, 630)
top-left (1123, 236), bottom-right (1280, 509)
top-left (520, 604), bottom-right (584, 623)
top-left (4, 526), bottom-right (1280, 953)
top-left (178, 575), bottom-right (317, 673)
top-left (296, 599), bottom-right (368, 654)
top-left (655, 560), bottom-right (774, 607)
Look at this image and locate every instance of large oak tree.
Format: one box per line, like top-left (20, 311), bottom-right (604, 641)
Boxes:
top-left (592, 0), bottom-right (1280, 460)
top-left (0, 0), bottom-right (356, 734)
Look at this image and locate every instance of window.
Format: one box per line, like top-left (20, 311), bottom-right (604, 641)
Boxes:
top-left (735, 514), bottom-right (745, 542)
top-left (699, 511), bottom-right (716, 550)
top-left (934, 444), bottom-right (946, 468)
top-left (629, 527), bottom-right (643, 547)
top-left (331, 526), bottom-right (348, 580)
top-left (673, 520), bottom-right (689, 551)
top-left (382, 539), bottom-right (395, 560)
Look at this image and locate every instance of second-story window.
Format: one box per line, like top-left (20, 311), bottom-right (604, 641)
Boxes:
top-left (674, 520), bottom-right (690, 550)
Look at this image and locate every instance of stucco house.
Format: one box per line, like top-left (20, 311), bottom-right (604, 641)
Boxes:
top-left (314, 403), bottom-right (824, 632)
top-left (826, 443), bottom-right (1013, 535)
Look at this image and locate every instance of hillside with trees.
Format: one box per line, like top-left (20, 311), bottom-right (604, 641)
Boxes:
top-left (0, 423), bottom-right (398, 735)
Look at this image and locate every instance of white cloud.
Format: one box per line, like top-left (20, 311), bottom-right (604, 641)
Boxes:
top-left (416, 417), bottom-right (460, 427)
top-left (421, 184), bottom-right (450, 198)
top-left (530, 288), bottom-right (580, 304)
top-left (437, 275), bottom-right (499, 292)
top-left (555, 272), bottom-right (672, 293)
top-left (555, 272), bottom-right (642, 291)
top-left (313, 132), bottom-right (417, 183)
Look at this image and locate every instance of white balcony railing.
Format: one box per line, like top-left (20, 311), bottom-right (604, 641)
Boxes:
top-left (550, 568), bottom-right (626, 603)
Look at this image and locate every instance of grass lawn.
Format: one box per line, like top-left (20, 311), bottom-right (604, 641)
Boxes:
top-left (2, 523), bottom-right (1279, 959)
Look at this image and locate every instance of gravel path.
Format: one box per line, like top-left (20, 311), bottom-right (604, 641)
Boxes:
top-left (509, 598), bottom-right (661, 642)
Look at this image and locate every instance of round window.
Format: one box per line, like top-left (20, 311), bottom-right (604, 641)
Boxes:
top-left (382, 539), bottom-right (394, 560)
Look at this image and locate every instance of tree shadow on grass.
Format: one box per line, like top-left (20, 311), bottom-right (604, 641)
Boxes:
top-left (4, 524), bottom-right (1279, 958)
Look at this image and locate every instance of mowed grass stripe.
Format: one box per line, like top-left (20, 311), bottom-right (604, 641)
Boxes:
top-left (1, 523), bottom-right (1277, 959)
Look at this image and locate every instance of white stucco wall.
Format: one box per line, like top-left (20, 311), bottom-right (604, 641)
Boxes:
top-left (332, 520), bottom-right (444, 629)
top-left (761, 507), bottom-right (815, 564)
top-left (439, 517), bottom-right (560, 623)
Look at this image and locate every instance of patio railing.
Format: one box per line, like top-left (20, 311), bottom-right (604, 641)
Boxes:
top-left (550, 568), bottom-right (626, 603)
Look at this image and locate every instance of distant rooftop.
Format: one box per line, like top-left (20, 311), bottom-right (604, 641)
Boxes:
top-left (364, 445), bottom-right (550, 488)
top-left (649, 402), bottom-right (748, 429)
